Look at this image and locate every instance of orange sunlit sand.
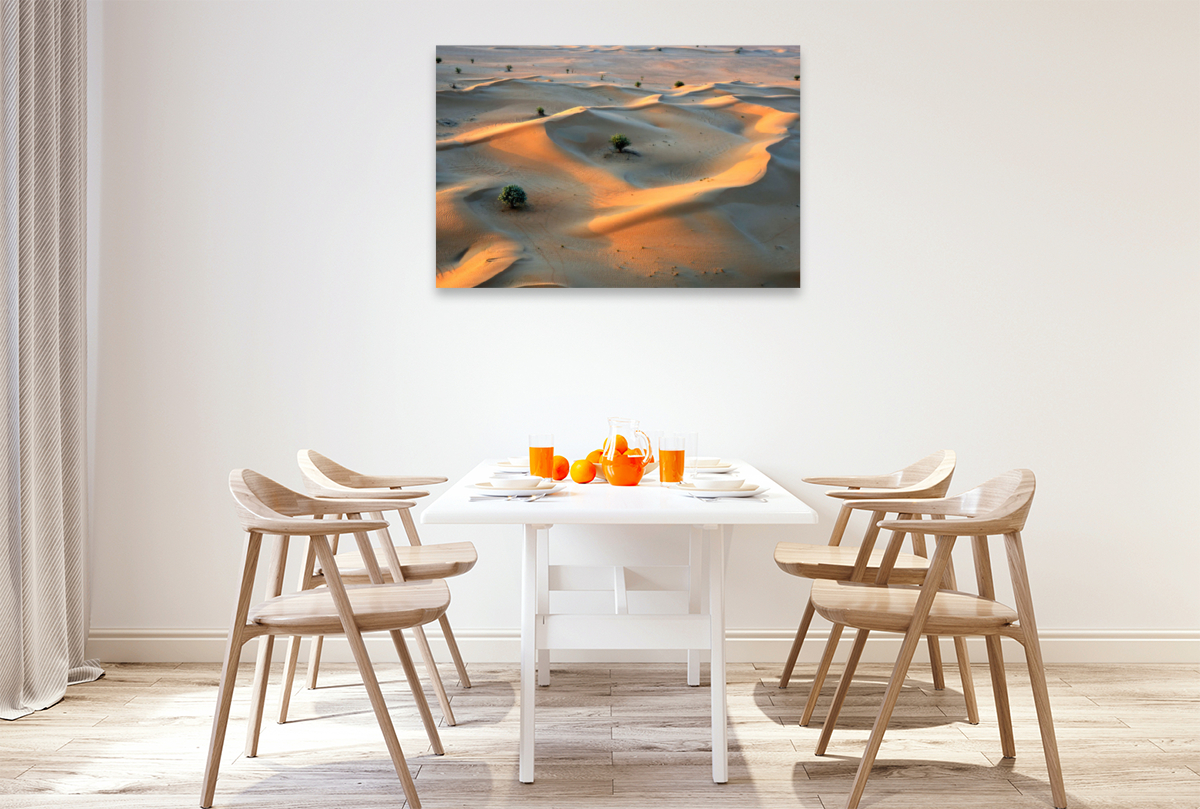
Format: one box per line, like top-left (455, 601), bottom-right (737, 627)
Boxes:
top-left (436, 46), bottom-right (800, 288)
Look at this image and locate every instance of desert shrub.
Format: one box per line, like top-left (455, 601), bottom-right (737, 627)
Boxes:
top-left (794, 74), bottom-right (800, 80)
top-left (600, 73), bottom-right (605, 81)
top-left (674, 80), bottom-right (684, 88)
top-left (505, 64), bottom-right (512, 72)
top-left (635, 81), bottom-right (641, 88)
top-left (455, 67), bottom-right (461, 74)
top-left (537, 106), bottom-right (545, 116)
top-left (470, 58), bottom-right (474, 63)
top-left (450, 83), bottom-right (457, 89)
top-left (610, 134), bottom-right (631, 153)
top-left (436, 56), bottom-right (441, 63)
top-left (498, 184), bottom-right (527, 209)
top-left (735, 47), bottom-right (743, 54)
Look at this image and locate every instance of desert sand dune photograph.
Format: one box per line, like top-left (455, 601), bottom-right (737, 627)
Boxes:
top-left (435, 46), bottom-right (800, 288)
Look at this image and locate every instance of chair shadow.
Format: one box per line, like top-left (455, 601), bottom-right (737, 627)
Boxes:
top-left (753, 673), bottom-right (968, 731)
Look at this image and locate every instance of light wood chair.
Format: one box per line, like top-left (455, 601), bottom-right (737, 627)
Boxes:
top-left (775, 450), bottom-right (978, 727)
top-left (203, 469), bottom-right (450, 809)
top-left (274, 450), bottom-right (475, 728)
top-left (809, 469), bottom-right (1066, 809)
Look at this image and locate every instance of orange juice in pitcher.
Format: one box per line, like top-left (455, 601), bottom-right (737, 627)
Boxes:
top-left (601, 417), bottom-right (654, 486)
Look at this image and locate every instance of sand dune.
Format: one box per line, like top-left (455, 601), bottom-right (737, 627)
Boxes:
top-left (436, 46), bottom-right (800, 287)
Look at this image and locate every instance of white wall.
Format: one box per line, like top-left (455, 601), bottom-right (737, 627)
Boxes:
top-left (87, 0), bottom-right (1200, 663)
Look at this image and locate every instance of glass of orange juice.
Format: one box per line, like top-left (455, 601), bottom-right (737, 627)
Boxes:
top-left (529, 433), bottom-right (554, 478)
top-left (658, 432), bottom-right (686, 483)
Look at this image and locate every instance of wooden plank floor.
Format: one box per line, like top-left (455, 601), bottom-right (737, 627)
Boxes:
top-left (1, 660), bottom-right (1197, 808)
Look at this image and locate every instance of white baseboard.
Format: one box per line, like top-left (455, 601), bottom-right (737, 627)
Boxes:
top-left (87, 626), bottom-right (1200, 665)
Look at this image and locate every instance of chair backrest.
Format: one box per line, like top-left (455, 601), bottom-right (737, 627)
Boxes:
top-left (873, 469), bottom-right (1036, 537)
top-left (941, 469), bottom-right (1036, 533)
top-left (827, 450), bottom-right (956, 502)
top-left (895, 450), bottom-right (956, 489)
top-left (296, 449), bottom-right (445, 499)
top-left (229, 468), bottom-right (318, 530)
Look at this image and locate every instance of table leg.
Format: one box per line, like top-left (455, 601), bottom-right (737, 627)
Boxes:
top-left (520, 524), bottom-right (539, 783)
top-left (537, 526), bottom-right (550, 687)
top-left (710, 524), bottom-right (730, 784)
top-left (688, 527), bottom-right (703, 687)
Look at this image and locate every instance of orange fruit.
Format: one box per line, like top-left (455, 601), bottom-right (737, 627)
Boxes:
top-left (602, 434), bottom-right (629, 455)
top-left (551, 455), bottom-right (569, 481)
top-left (570, 459), bottom-right (597, 483)
top-left (586, 448), bottom-right (603, 464)
top-left (626, 448), bottom-right (644, 456)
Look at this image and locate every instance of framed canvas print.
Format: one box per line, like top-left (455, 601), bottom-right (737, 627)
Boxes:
top-left (435, 46), bottom-right (800, 288)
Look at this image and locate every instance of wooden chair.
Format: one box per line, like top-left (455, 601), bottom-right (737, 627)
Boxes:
top-left (203, 469), bottom-right (450, 809)
top-left (274, 450), bottom-right (475, 728)
top-left (775, 450), bottom-right (978, 727)
top-left (809, 469), bottom-right (1066, 809)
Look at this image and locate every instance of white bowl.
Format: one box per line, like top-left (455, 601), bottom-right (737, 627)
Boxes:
top-left (499, 476), bottom-right (543, 489)
top-left (508, 456), bottom-right (529, 466)
top-left (688, 457), bottom-right (723, 468)
top-left (691, 476), bottom-right (745, 491)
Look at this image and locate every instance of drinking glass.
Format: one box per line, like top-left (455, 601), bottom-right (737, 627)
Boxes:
top-left (529, 433), bottom-right (554, 478)
top-left (658, 432), bottom-right (686, 483)
top-left (682, 432), bottom-right (699, 480)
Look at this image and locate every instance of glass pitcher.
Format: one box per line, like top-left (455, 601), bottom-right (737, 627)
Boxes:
top-left (602, 416), bottom-right (655, 486)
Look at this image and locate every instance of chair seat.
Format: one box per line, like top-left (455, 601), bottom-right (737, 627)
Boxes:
top-left (774, 542), bottom-right (931, 585)
top-left (318, 541), bottom-right (477, 583)
top-left (249, 580), bottom-right (451, 635)
top-left (810, 580), bottom-right (1018, 636)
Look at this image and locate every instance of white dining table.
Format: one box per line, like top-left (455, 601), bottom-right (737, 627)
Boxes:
top-left (420, 459), bottom-right (818, 784)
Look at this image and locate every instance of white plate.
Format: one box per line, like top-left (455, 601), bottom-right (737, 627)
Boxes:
top-left (685, 459), bottom-right (733, 471)
top-left (673, 482), bottom-right (768, 498)
top-left (495, 460), bottom-right (529, 471)
top-left (472, 480), bottom-right (563, 495)
top-left (688, 465), bottom-right (737, 475)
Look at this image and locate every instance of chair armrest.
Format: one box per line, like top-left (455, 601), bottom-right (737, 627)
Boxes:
top-left (249, 517), bottom-right (389, 536)
top-left (310, 488), bottom-right (429, 500)
top-left (828, 487), bottom-right (940, 501)
top-left (308, 497), bottom-right (416, 516)
top-left (803, 474), bottom-right (898, 488)
top-left (357, 474), bottom-right (448, 488)
top-left (878, 517), bottom-right (1007, 536)
top-left (840, 496), bottom-right (958, 514)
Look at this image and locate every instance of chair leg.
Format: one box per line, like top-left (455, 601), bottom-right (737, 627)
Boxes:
top-left (200, 631), bottom-right (248, 808)
top-left (311, 535), bottom-right (424, 808)
top-left (439, 613), bottom-right (471, 688)
top-left (201, 533), bottom-right (262, 809)
top-left (953, 635), bottom-right (979, 724)
top-left (801, 622), bottom-right (843, 726)
top-left (277, 634), bottom-right (303, 723)
top-left (815, 628), bottom-right (870, 755)
top-left (412, 623), bottom-right (457, 726)
top-left (244, 635), bottom-right (275, 757)
top-left (842, 626), bottom-right (924, 809)
top-left (389, 628), bottom-right (445, 755)
top-left (305, 635), bottom-right (324, 688)
top-left (910, 530), bottom-right (947, 691)
top-left (925, 634), bottom-right (946, 690)
top-left (940, 555), bottom-right (979, 722)
top-left (840, 536), bottom-right (957, 809)
top-left (353, 631), bottom-right (423, 808)
top-left (779, 597), bottom-right (816, 689)
top-left (985, 634), bottom-right (1015, 756)
top-left (1006, 532), bottom-right (1067, 809)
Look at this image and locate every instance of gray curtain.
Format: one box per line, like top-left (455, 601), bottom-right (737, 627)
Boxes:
top-left (0, 0), bottom-right (99, 721)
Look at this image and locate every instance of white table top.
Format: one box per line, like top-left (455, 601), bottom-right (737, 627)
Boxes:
top-left (420, 459), bottom-right (818, 526)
